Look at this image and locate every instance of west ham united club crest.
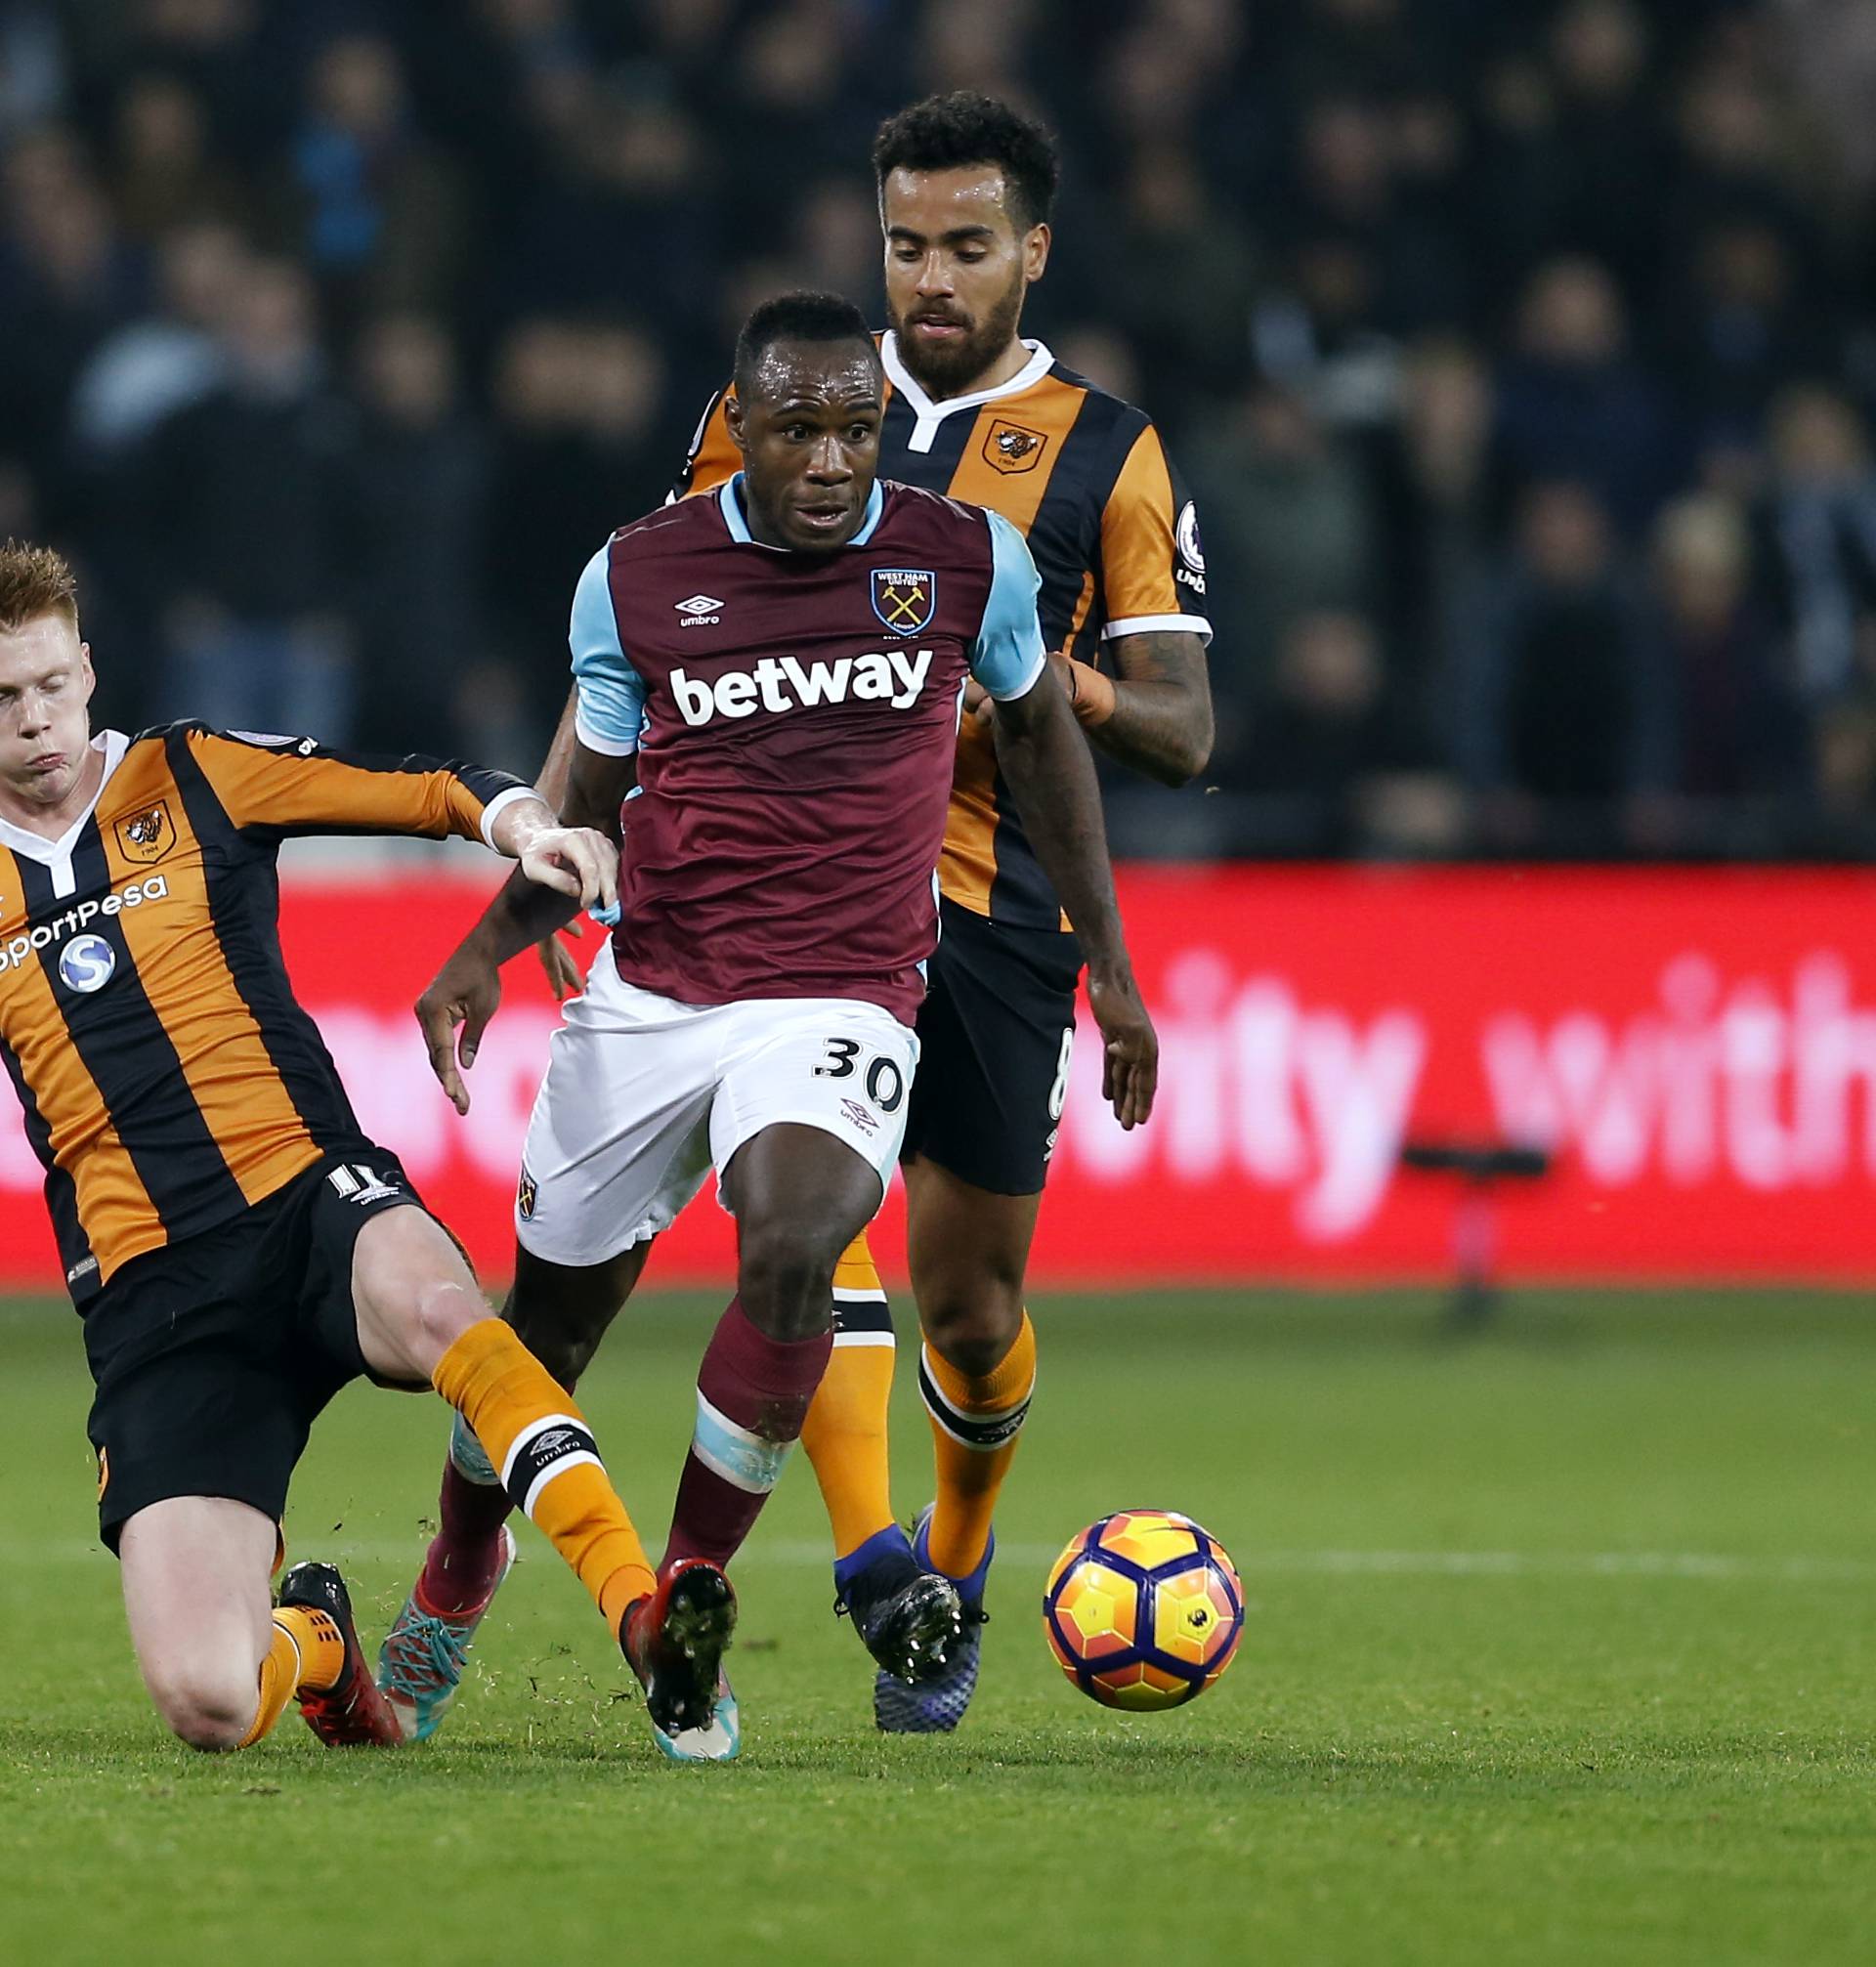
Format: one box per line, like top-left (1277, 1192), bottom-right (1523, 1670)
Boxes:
top-left (871, 568), bottom-right (936, 636)
top-left (517, 1167), bottom-right (538, 1220)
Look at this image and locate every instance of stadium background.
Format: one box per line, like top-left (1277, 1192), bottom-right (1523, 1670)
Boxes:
top-left (4, 12), bottom-right (1876, 1963)
top-left (4, 0), bottom-right (1875, 1284)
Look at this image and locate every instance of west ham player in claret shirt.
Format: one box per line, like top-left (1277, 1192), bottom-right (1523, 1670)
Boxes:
top-left (390, 294), bottom-right (1156, 1760)
top-left (386, 94), bottom-right (1207, 1751)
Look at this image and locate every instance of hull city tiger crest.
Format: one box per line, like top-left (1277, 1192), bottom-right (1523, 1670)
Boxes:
top-left (983, 418), bottom-right (1048, 475)
top-left (114, 800), bottom-right (175, 865)
top-left (871, 567), bottom-right (937, 636)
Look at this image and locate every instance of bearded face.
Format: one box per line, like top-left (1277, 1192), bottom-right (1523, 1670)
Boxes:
top-left (888, 250), bottom-right (1028, 397)
top-left (880, 164), bottom-right (1045, 399)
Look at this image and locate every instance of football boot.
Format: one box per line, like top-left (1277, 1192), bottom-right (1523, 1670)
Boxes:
top-left (279, 1561), bottom-right (404, 1748)
top-left (873, 1507), bottom-right (993, 1733)
top-left (376, 1524), bottom-right (518, 1741)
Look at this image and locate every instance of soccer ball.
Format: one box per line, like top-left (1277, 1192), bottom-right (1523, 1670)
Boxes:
top-left (1043, 1509), bottom-right (1244, 1711)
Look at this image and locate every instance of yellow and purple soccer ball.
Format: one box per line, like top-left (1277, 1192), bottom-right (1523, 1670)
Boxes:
top-left (1043, 1509), bottom-right (1244, 1711)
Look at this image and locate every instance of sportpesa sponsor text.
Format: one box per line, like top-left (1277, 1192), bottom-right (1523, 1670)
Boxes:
top-left (0, 875), bottom-right (170, 973)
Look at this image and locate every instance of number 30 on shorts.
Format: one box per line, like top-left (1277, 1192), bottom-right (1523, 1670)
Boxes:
top-left (814, 1036), bottom-right (907, 1113)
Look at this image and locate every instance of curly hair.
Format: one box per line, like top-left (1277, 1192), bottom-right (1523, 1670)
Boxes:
top-left (872, 91), bottom-right (1061, 232)
top-left (0, 538), bottom-right (79, 635)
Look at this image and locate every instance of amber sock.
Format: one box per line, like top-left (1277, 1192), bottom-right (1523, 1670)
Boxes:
top-left (236, 1606), bottom-right (344, 1748)
top-left (919, 1312), bottom-right (1037, 1580)
top-left (802, 1236), bottom-right (898, 1562)
top-left (432, 1318), bottom-right (655, 1636)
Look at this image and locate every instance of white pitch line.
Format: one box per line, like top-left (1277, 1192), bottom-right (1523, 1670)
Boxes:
top-left (3, 1539), bottom-right (1870, 1584)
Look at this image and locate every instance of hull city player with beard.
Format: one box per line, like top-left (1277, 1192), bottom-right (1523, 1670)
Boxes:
top-left (0, 538), bottom-right (721, 1760)
top-left (384, 294), bottom-right (1156, 1761)
top-left (675, 108), bottom-right (1213, 1739)
top-left (387, 94), bottom-right (1207, 1745)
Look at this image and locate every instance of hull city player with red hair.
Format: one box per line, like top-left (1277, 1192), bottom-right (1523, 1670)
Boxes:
top-left (0, 537), bottom-right (713, 1761)
top-left (385, 293), bottom-right (1156, 1761)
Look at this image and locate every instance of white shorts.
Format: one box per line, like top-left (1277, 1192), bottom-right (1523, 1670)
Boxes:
top-left (514, 942), bottom-right (919, 1267)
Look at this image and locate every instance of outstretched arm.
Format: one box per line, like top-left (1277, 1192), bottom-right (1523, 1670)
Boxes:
top-left (992, 673), bottom-right (1156, 1129)
top-left (533, 384), bottom-right (733, 995)
top-left (534, 685), bottom-right (580, 814)
top-left (1077, 418), bottom-right (1214, 785)
top-left (459, 742), bottom-right (633, 965)
top-left (185, 727), bottom-right (614, 903)
top-left (966, 509), bottom-right (1157, 1127)
top-left (1053, 629), bottom-right (1213, 786)
top-left (417, 743), bottom-right (635, 1113)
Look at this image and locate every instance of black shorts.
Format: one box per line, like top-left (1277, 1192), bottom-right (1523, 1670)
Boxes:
top-left (902, 896), bottom-right (1083, 1197)
top-left (84, 1147), bottom-right (429, 1554)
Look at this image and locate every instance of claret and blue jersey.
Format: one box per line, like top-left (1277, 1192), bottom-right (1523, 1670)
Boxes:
top-left (674, 334), bottom-right (1212, 928)
top-left (568, 473), bottom-right (1047, 1026)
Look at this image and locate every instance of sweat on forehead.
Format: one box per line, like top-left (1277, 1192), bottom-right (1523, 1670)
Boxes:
top-left (738, 337), bottom-right (882, 407)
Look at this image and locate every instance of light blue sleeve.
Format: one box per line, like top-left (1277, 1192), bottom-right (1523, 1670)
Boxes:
top-left (569, 543), bottom-right (645, 754)
top-left (968, 510), bottom-right (1048, 701)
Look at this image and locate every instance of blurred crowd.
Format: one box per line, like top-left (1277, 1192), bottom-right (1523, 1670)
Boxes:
top-left (5, 0), bottom-right (1876, 858)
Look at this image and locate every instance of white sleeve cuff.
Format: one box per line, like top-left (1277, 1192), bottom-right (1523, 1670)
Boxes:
top-left (573, 709), bottom-right (640, 757)
top-left (1102, 613), bottom-right (1212, 643)
top-left (478, 783), bottom-right (540, 851)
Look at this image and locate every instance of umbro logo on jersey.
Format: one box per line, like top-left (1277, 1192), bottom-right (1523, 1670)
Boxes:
top-left (670, 649), bottom-right (933, 726)
top-left (675, 593), bottom-right (724, 626)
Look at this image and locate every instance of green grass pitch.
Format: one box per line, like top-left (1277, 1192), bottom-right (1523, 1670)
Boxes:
top-left (2, 1288), bottom-right (1873, 1965)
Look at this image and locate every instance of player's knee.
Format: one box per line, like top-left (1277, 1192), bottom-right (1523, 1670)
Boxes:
top-left (407, 1276), bottom-right (484, 1363)
top-left (921, 1281), bottom-right (1024, 1380)
top-left (737, 1219), bottom-right (844, 1340)
top-left (149, 1665), bottom-right (256, 1752)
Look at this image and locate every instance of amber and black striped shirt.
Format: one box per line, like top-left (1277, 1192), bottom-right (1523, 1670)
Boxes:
top-left (0, 725), bottom-right (528, 1301)
top-left (672, 332), bottom-right (1213, 930)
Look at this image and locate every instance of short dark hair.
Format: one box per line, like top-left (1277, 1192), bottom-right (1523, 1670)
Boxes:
top-left (872, 91), bottom-right (1060, 232)
top-left (733, 290), bottom-right (878, 402)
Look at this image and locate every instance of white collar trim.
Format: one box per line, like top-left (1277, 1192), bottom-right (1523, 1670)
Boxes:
top-left (880, 333), bottom-right (1056, 453)
top-left (0, 729), bottom-right (130, 870)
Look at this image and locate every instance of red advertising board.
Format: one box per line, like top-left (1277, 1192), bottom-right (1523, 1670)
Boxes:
top-left (4, 866), bottom-right (1875, 1289)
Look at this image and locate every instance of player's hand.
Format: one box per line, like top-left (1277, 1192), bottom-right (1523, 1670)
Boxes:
top-left (537, 920), bottom-right (585, 1002)
top-left (960, 676), bottom-right (994, 728)
top-left (1046, 649), bottom-right (1115, 728)
top-left (518, 825), bottom-right (618, 912)
top-left (1086, 961), bottom-right (1157, 1129)
top-left (415, 947), bottom-right (503, 1116)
